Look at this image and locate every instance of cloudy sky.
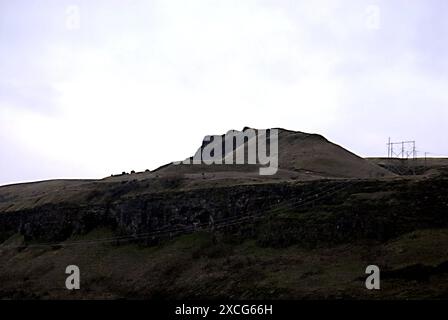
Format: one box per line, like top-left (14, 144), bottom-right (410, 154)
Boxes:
top-left (1, 0), bottom-right (447, 185)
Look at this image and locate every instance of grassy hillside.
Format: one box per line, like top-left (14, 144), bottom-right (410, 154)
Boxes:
top-left (1, 171), bottom-right (448, 299)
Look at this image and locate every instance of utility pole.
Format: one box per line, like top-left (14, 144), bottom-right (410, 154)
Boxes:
top-left (387, 137), bottom-right (391, 158)
top-left (412, 141), bottom-right (416, 160)
top-left (402, 142), bottom-right (405, 159)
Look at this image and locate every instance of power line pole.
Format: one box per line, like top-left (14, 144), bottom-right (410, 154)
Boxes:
top-left (412, 141), bottom-right (416, 160)
top-left (387, 137), bottom-right (391, 158)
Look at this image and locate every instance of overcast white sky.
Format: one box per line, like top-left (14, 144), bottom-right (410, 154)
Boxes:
top-left (1, 0), bottom-right (447, 185)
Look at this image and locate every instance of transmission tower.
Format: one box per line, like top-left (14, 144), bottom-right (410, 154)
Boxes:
top-left (387, 138), bottom-right (416, 159)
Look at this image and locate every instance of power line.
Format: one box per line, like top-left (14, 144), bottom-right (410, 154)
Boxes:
top-left (0, 179), bottom-right (358, 249)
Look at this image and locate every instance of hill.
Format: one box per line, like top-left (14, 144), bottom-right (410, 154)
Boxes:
top-left (154, 127), bottom-right (393, 179)
top-left (2, 128), bottom-right (448, 300)
top-left (0, 128), bottom-right (393, 211)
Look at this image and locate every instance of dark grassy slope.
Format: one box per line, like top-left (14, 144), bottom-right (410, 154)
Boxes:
top-left (2, 229), bottom-right (448, 300)
top-left (1, 171), bottom-right (448, 299)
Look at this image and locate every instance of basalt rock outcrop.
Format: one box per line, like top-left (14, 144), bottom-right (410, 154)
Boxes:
top-left (1, 174), bottom-right (448, 249)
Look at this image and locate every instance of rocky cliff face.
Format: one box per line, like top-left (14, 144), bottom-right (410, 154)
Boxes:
top-left (0, 182), bottom-right (312, 243)
top-left (2, 174), bottom-right (448, 249)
